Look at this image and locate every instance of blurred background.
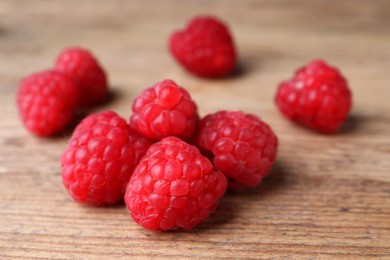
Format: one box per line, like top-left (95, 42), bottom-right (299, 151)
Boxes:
top-left (1, 0), bottom-right (389, 118)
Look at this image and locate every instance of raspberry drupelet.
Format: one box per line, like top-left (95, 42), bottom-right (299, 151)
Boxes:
top-left (197, 111), bottom-right (278, 190)
top-left (130, 79), bottom-right (199, 141)
top-left (275, 60), bottom-right (352, 133)
top-left (125, 137), bottom-right (227, 231)
top-left (61, 111), bottom-right (153, 206)
top-left (169, 16), bottom-right (237, 78)
top-left (17, 70), bottom-right (79, 136)
top-left (55, 47), bottom-right (108, 107)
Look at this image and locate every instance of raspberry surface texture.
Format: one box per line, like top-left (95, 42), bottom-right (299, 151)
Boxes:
top-left (169, 16), bottom-right (236, 78)
top-left (125, 136), bottom-right (227, 231)
top-left (55, 47), bottom-right (108, 107)
top-left (61, 111), bottom-right (153, 206)
top-left (197, 111), bottom-right (278, 190)
top-left (130, 79), bottom-right (199, 140)
top-left (275, 60), bottom-right (352, 133)
top-left (17, 70), bottom-right (79, 136)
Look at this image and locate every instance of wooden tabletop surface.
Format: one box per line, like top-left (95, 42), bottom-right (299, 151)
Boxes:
top-left (1, 0), bottom-right (389, 259)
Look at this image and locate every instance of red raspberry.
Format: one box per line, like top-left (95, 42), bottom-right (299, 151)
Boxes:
top-left (130, 79), bottom-right (199, 140)
top-left (275, 60), bottom-right (352, 133)
top-left (61, 111), bottom-right (153, 206)
top-left (125, 137), bottom-right (227, 231)
top-left (197, 111), bottom-right (278, 190)
top-left (17, 70), bottom-right (79, 136)
top-left (55, 47), bottom-right (108, 107)
top-left (169, 16), bottom-right (237, 78)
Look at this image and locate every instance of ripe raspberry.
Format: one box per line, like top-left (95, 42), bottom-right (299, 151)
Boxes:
top-left (169, 16), bottom-right (237, 78)
top-left (17, 70), bottom-right (79, 136)
top-left (130, 79), bottom-right (199, 140)
top-left (197, 111), bottom-right (278, 190)
top-left (125, 137), bottom-right (227, 231)
top-left (275, 60), bottom-right (352, 133)
top-left (61, 111), bottom-right (153, 206)
top-left (55, 47), bottom-right (108, 107)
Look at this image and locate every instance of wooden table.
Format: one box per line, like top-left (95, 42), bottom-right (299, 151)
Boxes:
top-left (1, 0), bottom-right (389, 259)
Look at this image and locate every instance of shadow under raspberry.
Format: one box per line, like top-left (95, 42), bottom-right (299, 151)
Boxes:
top-left (338, 113), bottom-right (366, 135)
top-left (192, 160), bottom-right (289, 232)
top-left (222, 58), bottom-right (257, 80)
top-left (99, 88), bottom-right (122, 107)
top-left (337, 112), bottom-right (389, 136)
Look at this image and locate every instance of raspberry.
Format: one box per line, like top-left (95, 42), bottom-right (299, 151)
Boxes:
top-left (275, 60), bottom-right (352, 133)
top-left (61, 111), bottom-right (153, 206)
top-left (125, 137), bottom-right (227, 231)
top-left (55, 47), bottom-right (108, 107)
top-left (17, 70), bottom-right (79, 136)
top-left (130, 79), bottom-right (199, 140)
top-left (169, 16), bottom-right (237, 78)
top-left (197, 111), bottom-right (278, 190)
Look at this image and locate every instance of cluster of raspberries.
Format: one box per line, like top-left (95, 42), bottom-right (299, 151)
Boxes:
top-left (16, 15), bottom-right (352, 231)
top-left (17, 47), bottom-right (108, 136)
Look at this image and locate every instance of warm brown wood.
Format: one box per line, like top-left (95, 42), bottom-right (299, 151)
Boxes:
top-left (1, 0), bottom-right (389, 259)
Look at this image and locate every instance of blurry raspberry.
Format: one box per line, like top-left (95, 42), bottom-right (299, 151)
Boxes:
top-left (169, 16), bottom-right (237, 78)
top-left (125, 136), bottom-right (227, 231)
top-left (55, 47), bottom-right (108, 107)
top-left (61, 111), bottom-right (153, 206)
top-left (197, 111), bottom-right (278, 190)
top-left (275, 60), bottom-right (352, 133)
top-left (17, 70), bottom-right (78, 136)
top-left (130, 79), bottom-right (199, 140)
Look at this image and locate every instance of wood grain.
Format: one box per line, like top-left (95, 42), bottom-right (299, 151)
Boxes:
top-left (1, 0), bottom-right (389, 259)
